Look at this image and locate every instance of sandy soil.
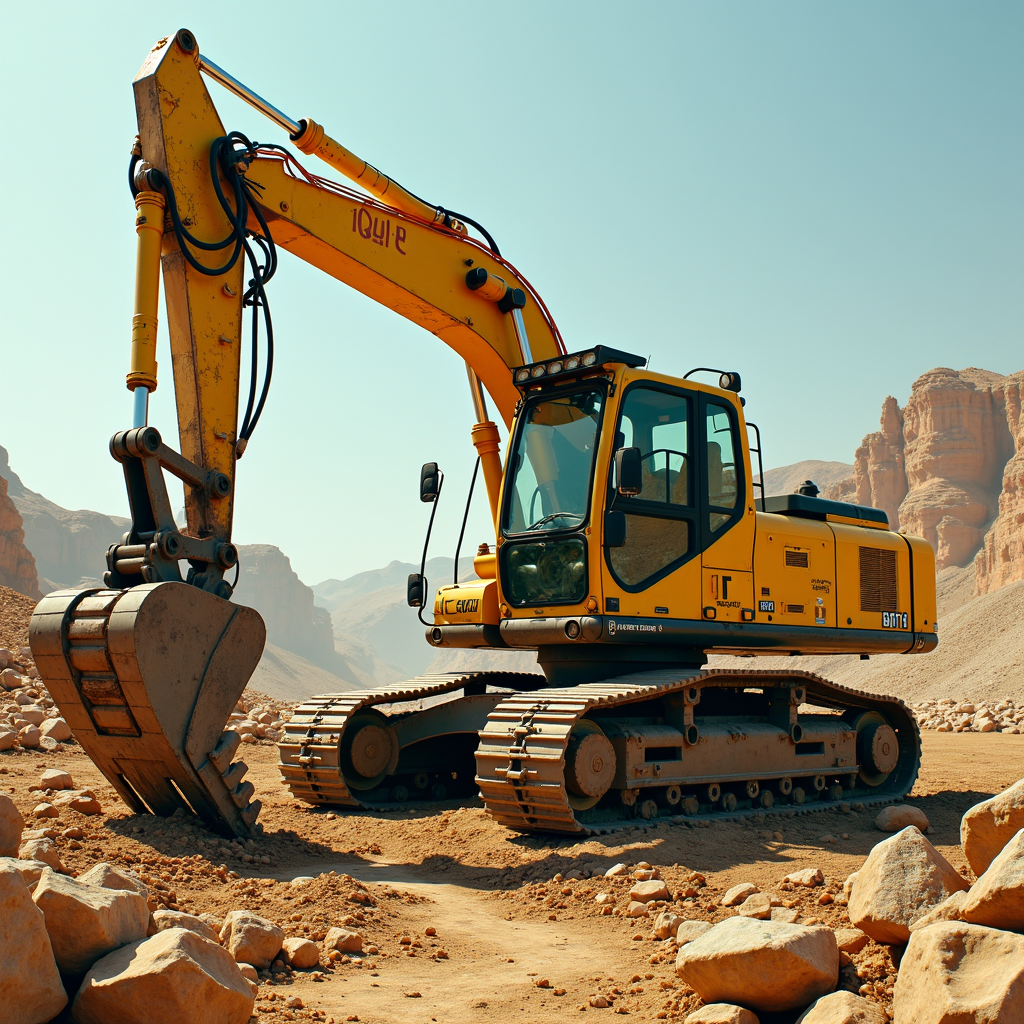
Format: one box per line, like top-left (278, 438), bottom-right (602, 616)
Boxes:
top-left (4, 730), bottom-right (1022, 1024)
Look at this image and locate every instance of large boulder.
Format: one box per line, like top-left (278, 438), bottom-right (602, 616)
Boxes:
top-left (795, 991), bottom-right (886, 1023)
top-left (71, 927), bottom-right (254, 1024)
top-left (77, 862), bottom-right (149, 899)
top-left (847, 826), bottom-right (968, 944)
top-left (961, 828), bottom-right (1024, 932)
top-left (218, 910), bottom-right (283, 969)
top-left (281, 936), bottom-right (320, 969)
top-left (0, 863), bottom-right (67, 1024)
top-left (151, 910), bottom-right (219, 943)
top-left (0, 793), bottom-right (24, 857)
top-left (33, 868), bottom-right (149, 974)
top-left (675, 917), bottom-right (838, 1013)
top-left (18, 837), bottom-right (66, 874)
top-left (908, 890), bottom-right (968, 932)
top-left (961, 778), bottom-right (1024, 876)
top-left (893, 921), bottom-right (1024, 1023)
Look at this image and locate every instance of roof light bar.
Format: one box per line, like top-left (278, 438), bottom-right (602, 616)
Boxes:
top-left (511, 346), bottom-right (646, 391)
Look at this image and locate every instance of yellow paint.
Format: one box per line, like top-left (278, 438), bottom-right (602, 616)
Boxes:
top-left (126, 191), bottom-right (165, 393)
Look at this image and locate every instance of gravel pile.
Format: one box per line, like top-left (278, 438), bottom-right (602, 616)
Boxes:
top-left (911, 697), bottom-right (1023, 733)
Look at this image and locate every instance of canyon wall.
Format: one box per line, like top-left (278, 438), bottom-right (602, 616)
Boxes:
top-left (0, 474), bottom-right (40, 599)
top-left (824, 367), bottom-right (1023, 594)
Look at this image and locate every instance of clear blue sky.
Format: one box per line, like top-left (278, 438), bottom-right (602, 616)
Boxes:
top-left (1, 2), bottom-right (1021, 584)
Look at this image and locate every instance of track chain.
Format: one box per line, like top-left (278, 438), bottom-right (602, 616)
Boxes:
top-left (277, 672), bottom-right (544, 807)
top-left (475, 668), bottom-right (921, 834)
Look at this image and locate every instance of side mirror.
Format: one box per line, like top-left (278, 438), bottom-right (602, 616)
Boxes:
top-left (420, 462), bottom-right (441, 503)
top-left (407, 573), bottom-right (425, 608)
top-left (614, 447), bottom-right (642, 497)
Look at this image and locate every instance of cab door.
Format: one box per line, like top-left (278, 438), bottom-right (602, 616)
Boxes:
top-left (699, 394), bottom-right (755, 622)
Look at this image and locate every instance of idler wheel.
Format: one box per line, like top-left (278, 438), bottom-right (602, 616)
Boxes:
top-left (340, 712), bottom-right (398, 791)
top-left (565, 719), bottom-right (616, 811)
top-left (849, 711), bottom-right (900, 787)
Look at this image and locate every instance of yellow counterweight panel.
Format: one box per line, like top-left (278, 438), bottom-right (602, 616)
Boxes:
top-left (832, 522), bottom-right (914, 642)
top-left (246, 155), bottom-right (560, 426)
top-left (133, 36), bottom-right (245, 540)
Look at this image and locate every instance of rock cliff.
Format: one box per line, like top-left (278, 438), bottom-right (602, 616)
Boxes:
top-left (823, 367), bottom-right (1023, 593)
top-left (0, 445), bottom-right (128, 590)
top-left (975, 371), bottom-right (1024, 594)
top-left (0, 474), bottom-right (40, 599)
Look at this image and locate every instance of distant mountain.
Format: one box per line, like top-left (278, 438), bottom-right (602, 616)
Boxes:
top-left (0, 445), bottom-right (128, 590)
top-left (757, 460), bottom-right (854, 499)
top-left (313, 556), bottom-right (477, 678)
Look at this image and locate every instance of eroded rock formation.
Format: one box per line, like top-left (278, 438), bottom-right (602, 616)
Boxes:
top-left (824, 367), bottom-right (1023, 592)
top-left (975, 371), bottom-right (1024, 595)
top-left (0, 475), bottom-right (40, 599)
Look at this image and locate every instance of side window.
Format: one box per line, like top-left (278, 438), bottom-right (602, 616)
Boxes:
top-left (705, 402), bottom-right (739, 532)
top-left (607, 387), bottom-right (694, 589)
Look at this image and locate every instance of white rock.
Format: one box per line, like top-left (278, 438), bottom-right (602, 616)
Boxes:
top-left (795, 990), bottom-right (886, 1023)
top-left (676, 917), bottom-right (838, 1013)
top-left (847, 826), bottom-right (968, 944)
top-left (0, 863), bottom-right (67, 1023)
top-left (604, 862), bottom-right (628, 877)
top-left (78, 862), bottom-right (150, 899)
top-left (874, 804), bottom-right (929, 832)
top-left (219, 910), bottom-right (284, 968)
top-left (653, 910), bottom-right (685, 939)
top-left (18, 837), bottom-right (66, 874)
top-left (630, 878), bottom-right (670, 903)
top-left (32, 868), bottom-right (150, 974)
top-left (0, 793), bottom-right (24, 857)
top-left (281, 936), bottom-right (320, 968)
top-left (625, 901), bottom-right (649, 918)
top-left (685, 1005), bottom-right (759, 1024)
top-left (39, 718), bottom-right (72, 742)
top-left (960, 827), bottom-right (1024, 932)
top-left (152, 909), bottom-right (219, 943)
top-left (721, 882), bottom-right (758, 906)
top-left (71, 927), bottom-right (255, 1024)
top-left (961, 777), bottom-right (1024, 876)
top-left (785, 868), bottom-right (824, 887)
top-left (675, 920), bottom-right (713, 945)
top-left (37, 768), bottom-right (73, 791)
top-left (893, 921), bottom-right (1024, 1023)
top-left (323, 926), bottom-right (362, 953)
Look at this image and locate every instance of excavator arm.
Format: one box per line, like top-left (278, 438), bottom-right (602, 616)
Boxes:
top-left (28, 28), bottom-right (563, 838)
top-left (126, 28), bottom-right (563, 576)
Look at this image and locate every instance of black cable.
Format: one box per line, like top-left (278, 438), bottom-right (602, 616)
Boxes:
top-left (453, 457), bottom-right (480, 584)
top-left (442, 209), bottom-right (500, 256)
top-left (127, 132), bottom-right (278, 447)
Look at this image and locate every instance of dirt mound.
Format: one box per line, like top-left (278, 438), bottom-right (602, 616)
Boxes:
top-left (0, 584), bottom-right (34, 650)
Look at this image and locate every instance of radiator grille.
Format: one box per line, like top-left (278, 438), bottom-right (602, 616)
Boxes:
top-left (859, 546), bottom-right (897, 612)
top-left (785, 550), bottom-right (809, 568)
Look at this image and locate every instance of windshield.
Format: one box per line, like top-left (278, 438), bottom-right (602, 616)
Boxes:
top-left (503, 388), bottom-right (604, 535)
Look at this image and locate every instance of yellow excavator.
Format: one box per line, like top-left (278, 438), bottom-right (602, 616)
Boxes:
top-left (30, 30), bottom-right (936, 837)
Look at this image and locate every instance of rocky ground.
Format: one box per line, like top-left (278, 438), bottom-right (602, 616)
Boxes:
top-left (2, 714), bottom-right (1023, 1022)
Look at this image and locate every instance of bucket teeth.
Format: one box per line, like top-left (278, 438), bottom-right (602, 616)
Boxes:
top-left (240, 799), bottom-right (262, 828)
top-left (221, 761), bottom-right (249, 790)
top-left (231, 780), bottom-right (255, 808)
top-left (30, 582), bottom-right (266, 839)
top-left (210, 731), bottom-right (242, 774)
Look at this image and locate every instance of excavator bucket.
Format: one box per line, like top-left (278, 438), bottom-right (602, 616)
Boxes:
top-left (29, 581), bottom-right (266, 837)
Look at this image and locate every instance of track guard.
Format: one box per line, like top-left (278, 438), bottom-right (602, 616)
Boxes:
top-left (30, 582), bottom-right (266, 837)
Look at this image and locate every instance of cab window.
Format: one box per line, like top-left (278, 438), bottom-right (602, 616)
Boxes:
top-left (607, 387), bottom-right (694, 588)
top-left (705, 401), bottom-right (739, 532)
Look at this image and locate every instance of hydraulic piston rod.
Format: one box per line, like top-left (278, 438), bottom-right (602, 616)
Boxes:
top-left (197, 53), bottom-right (459, 230)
